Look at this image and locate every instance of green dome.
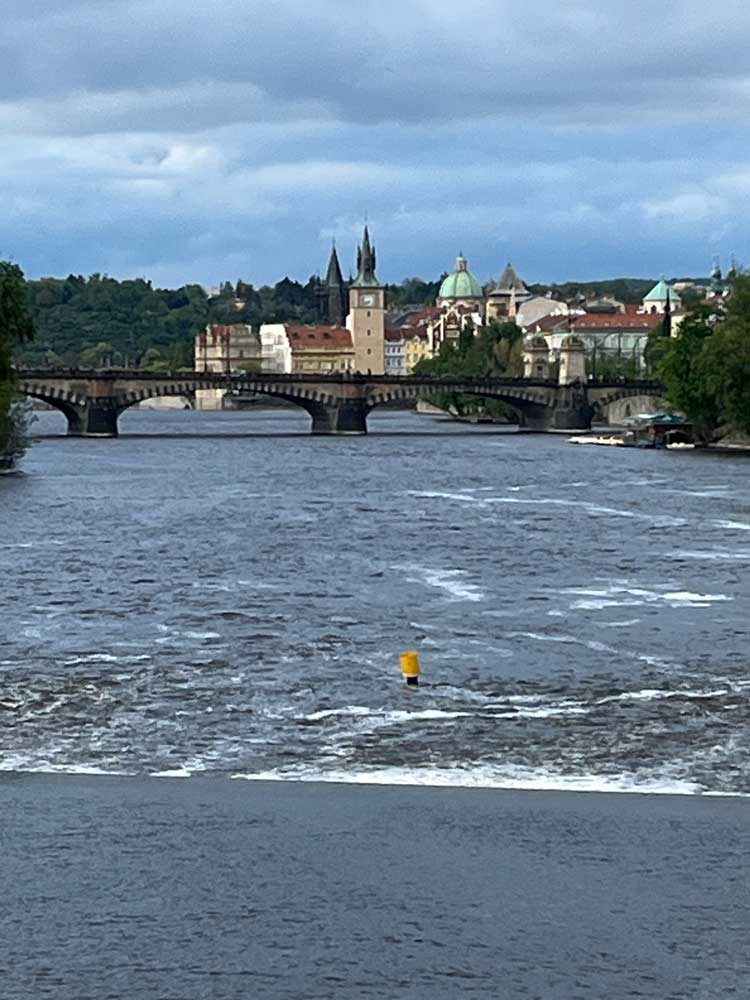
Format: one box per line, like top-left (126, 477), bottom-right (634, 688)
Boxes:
top-left (644, 279), bottom-right (681, 306)
top-left (439, 255), bottom-right (483, 300)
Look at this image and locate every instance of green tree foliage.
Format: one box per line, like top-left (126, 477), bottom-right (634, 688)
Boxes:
top-left (386, 276), bottom-right (444, 310)
top-left (0, 261), bottom-right (34, 466)
top-left (702, 277), bottom-right (750, 434)
top-left (647, 278), bottom-right (750, 443)
top-left (22, 275), bottom-right (209, 367)
top-left (414, 320), bottom-right (523, 419)
top-left (656, 305), bottom-right (723, 443)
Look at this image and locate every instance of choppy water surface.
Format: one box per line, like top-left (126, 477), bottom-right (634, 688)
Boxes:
top-left (2, 409), bottom-right (749, 794)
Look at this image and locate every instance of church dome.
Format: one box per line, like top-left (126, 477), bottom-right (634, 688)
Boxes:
top-left (438, 255), bottom-right (483, 300)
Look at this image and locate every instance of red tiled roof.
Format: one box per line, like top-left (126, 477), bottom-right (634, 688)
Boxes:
top-left (401, 307), bottom-right (440, 326)
top-left (286, 325), bottom-right (353, 351)
top-left (572, 313), bottom-right (663, 332)
top-left (529, 315), bottom-right (570, 333)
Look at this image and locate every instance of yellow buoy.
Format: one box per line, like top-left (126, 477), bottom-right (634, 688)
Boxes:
top-left (400, 651), bottom-right (421, 687)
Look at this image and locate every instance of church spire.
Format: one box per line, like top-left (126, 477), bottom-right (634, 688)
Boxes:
top-left (352, 225), bottom-right (379, 287)
top-left (326, 244), bottom-right (344, 288)
top-left (323, 243), bottom-right (347, 327)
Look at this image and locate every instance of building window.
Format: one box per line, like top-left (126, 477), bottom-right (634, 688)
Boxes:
top-left (367, 311), bottom-right (371, 318)
top-left (368, 330), bottom-right (371, 336)
top-left (367, 348), bottom-right (372, 355)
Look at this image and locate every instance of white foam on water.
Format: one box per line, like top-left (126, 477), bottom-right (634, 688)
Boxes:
top-left (663, 591), bottom-right (732, 607)
top-left (396, 564), bottom-right (485, 602)
top-left (662, 487), bottom-right (730, 499)
top-left (671, 549), bottom-right (750, 562)
top-left (231, 764), bottom-right (712, 797)
top-left (597, 687), bottom-right (729, 705)
top-left (406, 490), bottom-right (481, 505)
top-left (507, 631), bottom-right (577, 644)
top-left (150, 768), bottom-right (193, 778)
top-left (0, 754), bottom-right (133, 776)
top-left (600, 619), bottom-right (642, 629)
top-left (481, 496), bottom-right (687, 527)
top-left (466, 639), bottom-right (513, 658)
top-left (184, 630), bottom-right (222, 640)
top-left (562, 584), bottom-right (732, 611)
top-left (304, 706), bottom-right (473, 724)
top-left (63, 653), bottom-right (150, 665)
top-left (304, 706), bottom-right (378, 721)
top-left (715, 519), bottom-right (750, 531)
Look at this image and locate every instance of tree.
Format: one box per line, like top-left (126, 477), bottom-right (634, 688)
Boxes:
top-left (414, 319), bottom-right (523, 420)
top-left (702, 275), bottom-right (750, 434)
top-left (0, 261), bottom-right (34, 468)
top-left (656, 305), bottom-right (721, 443)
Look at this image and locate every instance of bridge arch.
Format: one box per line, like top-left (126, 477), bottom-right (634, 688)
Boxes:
top-left (364, 381), bottom-right (556, 430)
top-left (17, 381), bottom-right (93, 435)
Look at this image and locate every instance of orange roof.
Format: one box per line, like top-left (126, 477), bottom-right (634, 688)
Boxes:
top-left (286, 325), bottom-right (353, 351)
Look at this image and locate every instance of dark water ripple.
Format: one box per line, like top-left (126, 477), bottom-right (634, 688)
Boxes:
top-left (1, 408), bottom-right (749, 793)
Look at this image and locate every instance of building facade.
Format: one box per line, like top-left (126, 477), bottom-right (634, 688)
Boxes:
top-left (259, 323), bottom-right (293, 373)
top-left (287, 325), bottom-right (354, 373)
top-left (194, 323), bottom-right (261, 409)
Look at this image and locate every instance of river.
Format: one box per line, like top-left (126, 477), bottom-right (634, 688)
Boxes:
top-left (2, 408), bottom-right (749, 795)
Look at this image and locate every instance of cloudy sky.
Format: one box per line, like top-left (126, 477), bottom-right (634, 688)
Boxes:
top-left (2, 1), bottom-right (749, 287)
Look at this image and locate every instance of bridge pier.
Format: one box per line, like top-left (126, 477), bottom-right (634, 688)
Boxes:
top-left (549, 384), bottom-right (594, 432)
top-left (66, 404), bottom-right (120, 437)
top-left (309, 400), bottom-right (369, 435)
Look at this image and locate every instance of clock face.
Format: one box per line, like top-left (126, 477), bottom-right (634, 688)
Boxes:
top-left (361, 293), bottom-right (375, 307)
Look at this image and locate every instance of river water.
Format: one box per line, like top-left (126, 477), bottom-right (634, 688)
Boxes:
top-left (2, 408), bottom-right (749, 796)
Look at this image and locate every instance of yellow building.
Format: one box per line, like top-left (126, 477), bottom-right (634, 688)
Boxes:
top-left (287, 325), bottom-right (355, 374)
top-left (404, 329), bottom-right (432, 372)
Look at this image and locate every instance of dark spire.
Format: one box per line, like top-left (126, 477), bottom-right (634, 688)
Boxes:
top-left (662, 286), bottom-right (672, 338)
top-left (351, 225), bottom-right (379, 287)
top-left (326, 244), bottom-right (344, 287)
top-left (322, 243), bottom-right (347, 327)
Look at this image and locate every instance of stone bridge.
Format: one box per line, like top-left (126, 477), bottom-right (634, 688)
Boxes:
top-left (15, 369), bottom-right (666, 436)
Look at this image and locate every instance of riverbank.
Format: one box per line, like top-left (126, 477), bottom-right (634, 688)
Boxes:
top-left (3, 773), bottom-right (749, 999)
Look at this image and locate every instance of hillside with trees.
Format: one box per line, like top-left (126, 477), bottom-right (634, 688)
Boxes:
top-left (17, 272), bottom-right (443, 370)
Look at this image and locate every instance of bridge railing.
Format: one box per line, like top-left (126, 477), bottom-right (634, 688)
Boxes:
top-left (14, 367), bottom-right (664, 393)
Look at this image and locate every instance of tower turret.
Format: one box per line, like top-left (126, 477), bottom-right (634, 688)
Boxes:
top-left (352, 226), bottom-right (379, 288)
top-left (348, 226), bottom-right (385, 373)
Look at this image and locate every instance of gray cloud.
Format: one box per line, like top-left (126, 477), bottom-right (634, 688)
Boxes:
top-left (2, 1), bottom-right (750, 284)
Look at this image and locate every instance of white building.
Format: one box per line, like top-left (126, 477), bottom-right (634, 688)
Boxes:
top-left (385, 330), bottom-right (407, 376)
top-left (259, 323), bottom-right (293, 373)
top-left (516, 295), bottom-right (569, 329)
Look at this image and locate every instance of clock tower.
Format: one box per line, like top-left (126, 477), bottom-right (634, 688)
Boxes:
top-left (348, 226), bottom-right (385, 374)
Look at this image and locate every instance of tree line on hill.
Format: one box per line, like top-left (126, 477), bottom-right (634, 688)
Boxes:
top-left (18, 273), bottom-right (444, 371)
